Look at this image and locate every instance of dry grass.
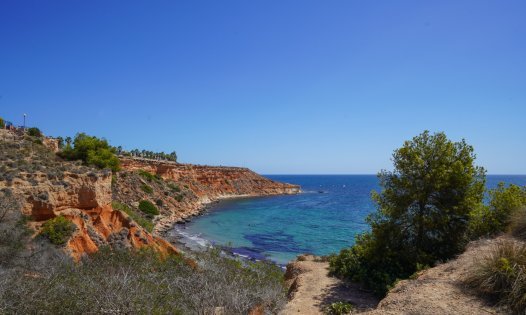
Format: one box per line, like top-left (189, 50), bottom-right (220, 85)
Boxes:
top-left (0, 248), bottom-right (287, 314)
top-left (509, 207), bottom-right (526, 241)
top-left (465, 239), bottom-right (526, 314)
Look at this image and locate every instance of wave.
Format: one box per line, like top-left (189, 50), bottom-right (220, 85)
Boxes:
top-left (171, 226), bottom-right (211, 249)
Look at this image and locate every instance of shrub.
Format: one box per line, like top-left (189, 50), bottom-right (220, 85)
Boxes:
top-left (175, 194), bottom-right (184, 202)
top-left (168, 182), bottom-right (181, 192)
top-left (325, 301), bottom-right (353, 315)
top-left (59, 133), bottom-right (120, 172)
top-left (465, 240), bottom-right (526, 314)
top-left (138, 169), bottom-right (161, 183)
top-left (27, 127), bottom-right (42, 138)
top-left (509, 207), bottom-right (526, 240)
top-left (138, 200), bottom-right (159, 216)
top-left (330, 131), bottom-right (486, 296)
top-left (40, 215), bottom-right (76, 245)
top-left (0, 189), bottom-right (31, 267)
top-left (112, 201), bottom-right (153, 232)
top-left (155, 199), bottom-right (163, 207)
top-left (0, 248), bottom-right (286, 314)
top-left (469, 184), bottom-right (526, 239)
top-left (141, 184), bottom-right (153, 194)
top-left (0, 117), bottom-right (4, 129)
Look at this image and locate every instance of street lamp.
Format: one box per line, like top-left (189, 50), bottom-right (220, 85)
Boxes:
top-left (23, 113), bottom-right (27, 130)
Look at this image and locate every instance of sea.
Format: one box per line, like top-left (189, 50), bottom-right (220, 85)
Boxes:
top-left (171, 175), bottom-right (526, 265)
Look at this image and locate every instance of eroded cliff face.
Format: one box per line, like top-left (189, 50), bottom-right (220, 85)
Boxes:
top-left (116, 157), bottom-right (300, 232)
top-left (0, 138), bottom-right (178, 261)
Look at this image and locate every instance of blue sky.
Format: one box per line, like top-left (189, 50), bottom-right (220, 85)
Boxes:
top-left (1, 1), bottom-right (525, 174)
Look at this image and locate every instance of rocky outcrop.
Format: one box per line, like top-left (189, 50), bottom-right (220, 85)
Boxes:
top-left (117, 157), bottom-right (300, 232)
top-left (1, 166), bottom-right (178, 261)
top-left (120, 157), bottom-right (300, 196)
top-left (9, 170), bottom-right (112, 220)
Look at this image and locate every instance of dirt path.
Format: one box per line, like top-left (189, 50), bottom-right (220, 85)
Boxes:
top-left (280, 255), bottom-right (378, 314)
top-left (363, 238), bottom-right (506, 315)
top-left (282, 239), bottom-right (506, 315)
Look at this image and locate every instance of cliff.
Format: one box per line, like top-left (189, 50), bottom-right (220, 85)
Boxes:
top-left (1, 131), bottom-right (299, 260)
top-left (0, 136), bottom-right (178, 261)
top-left (115, 157), bottom-right (300, 232)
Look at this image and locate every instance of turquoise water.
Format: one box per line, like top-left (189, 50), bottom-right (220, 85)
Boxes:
top-left (172, 175), bottom-right (526, 265)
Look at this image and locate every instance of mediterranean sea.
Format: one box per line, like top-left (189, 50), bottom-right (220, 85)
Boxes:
top-left (172, 175), bottom-right (526, 265)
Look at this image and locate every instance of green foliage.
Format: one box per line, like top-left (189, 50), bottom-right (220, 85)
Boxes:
top-left (55, 136), bottom-right (64, 149)
top-left (167, 182), bottom-right (181, 192)
top-left (112, 201), bottom-right (153, 232)
top-left (59, 133), bottom-right (120, 172)
top-left (138, 169), bottom-right (162, 182)
top-left (0, 117), bottom-right (4, 129)
top-left (509, 207), bottom-right (526, 240)
top-left (465, 240), bottom-right (526, 314)
top-left (138, 200), bottom-right (159, 216)
top-left (155, 199), bottom-right (163, 207)
top-left (330, 131), bottom-right (486, 296)
top-left (141, 184), bottom-right (153, 194)
top-left (469, 184), bottom-right (526, 239)
top-left (175, 194), bottom-right (184, 202)
top-left (126, 149), bottom-right (178, 162)
top-left (325, 301), bottom-right (353, 315)
top-left (27, 127), bottom-right (42, 138)
top-left (40, 215), bottom-right (76, 245)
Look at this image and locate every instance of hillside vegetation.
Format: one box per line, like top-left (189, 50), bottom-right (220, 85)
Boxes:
top-left (329, 130), bottom-right (526, 313)
top-left (0, 130), bottom-right (288, 314)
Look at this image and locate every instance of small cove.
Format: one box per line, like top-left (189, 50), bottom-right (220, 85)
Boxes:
top-left (171, 175), bottom-right (526, 265)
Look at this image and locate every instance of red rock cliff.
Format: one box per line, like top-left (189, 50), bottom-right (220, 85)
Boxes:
top-left (2, 168), bottom-right (178, 261)
top-left (117, 157), bottom-right (300, 232)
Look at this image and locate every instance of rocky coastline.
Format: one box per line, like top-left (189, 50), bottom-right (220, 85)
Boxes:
top-left (116, 156), bottom-right (301, 234)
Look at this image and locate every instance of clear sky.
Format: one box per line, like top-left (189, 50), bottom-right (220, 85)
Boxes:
top-left (1, 1), bottom-right (525, 174)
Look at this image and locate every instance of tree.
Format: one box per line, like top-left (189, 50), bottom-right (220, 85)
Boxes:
top-left (330, 131), bottom-right (486, 295)
top-left (469, 183), bottom-right (526, 238)
top-left (56, 136), bottom-right (64, 149)
top-left (0, 117), bottom-right (4, 129)
top-left (27, 127), bottom-right (42, 138)
top-left (59, 133), bottom-right (120, 172)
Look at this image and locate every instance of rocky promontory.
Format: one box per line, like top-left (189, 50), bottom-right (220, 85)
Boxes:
top-left (0, 129), bottom-right (299, 261)
top-left (116, 157), bottom-right (300, 233)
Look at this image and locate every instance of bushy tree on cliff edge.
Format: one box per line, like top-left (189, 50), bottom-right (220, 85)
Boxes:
top-left (59, 133), bottom-right (120, 172)
top-left (330, 131), bottom-right (486, 295)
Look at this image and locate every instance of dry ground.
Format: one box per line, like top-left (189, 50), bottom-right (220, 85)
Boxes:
top-left (283, 239), bottom-right (507, 315)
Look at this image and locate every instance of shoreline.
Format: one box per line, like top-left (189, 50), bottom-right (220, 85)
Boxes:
top-left (161, 193), bottom-right (302, 268)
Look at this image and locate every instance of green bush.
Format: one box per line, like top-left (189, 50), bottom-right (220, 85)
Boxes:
top-left (175, 194), bottom-right (183, 202)
top-left (138, 200), bottom-right (159, 216)
top-left (465, 240), bottom-right (526, 314)
top-left (469, 184), bottom-right (526, 239)
top-left (112, 201), bottom-right (153, 232)
top-left (325, 301), bottom-right (353, 315)
top-left (141, 184), bottom-right (153, 194)
top-left (168, 182), bottom-right (181, 192)
top-left (59, 133), bottom-right (120, 172)
top-left (0, 117), bottom-right (4, 129)
top-left (40, 215), bottom-right (76, 245)
top-left (27, 127), bottom-right (42, 138)
top-left (509, 207), bottom-right (526, 240)
top-left (330, 131), bottom-right (486, 296)
top-left (138, 169), bottom-right (162, 183)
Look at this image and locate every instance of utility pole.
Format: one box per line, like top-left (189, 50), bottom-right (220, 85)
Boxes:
top-left (23, 113), bottom-right (27, 130)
